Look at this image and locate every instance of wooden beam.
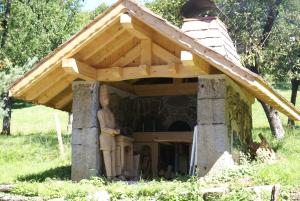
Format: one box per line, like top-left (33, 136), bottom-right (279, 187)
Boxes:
top-left (106, 81), bottom-right (136, 95)
top-left (111, 43), bottom-right (141, 66)
top-left (90, 32), bottom-right (134, 66)
top-left (120, 13), bottom-right (149, 39)
top-left (152, 43), bottom-right (181, 64)
top-left (181, 51), bottom-right (212, 73)
top-left (111, 67), bottom-right (123, 79)
top-left (141, 40), bottom-right (152, 66)
top-left (97, 64), bottom-right (202, 81)
top-left (54, 92), bottom-right (73, 109)
top-left (37, 76), bottom-right (76, 104)
top-left (134, 83), bottom-right (197, 96)
top-left (79, 25), bottom-right (125, 61)
top-left (25, 69), bottom-right (66, 101)
top-left (62, 58), bottom-right (97, 80)
top-left (10, 3), bottom-right (126, 97)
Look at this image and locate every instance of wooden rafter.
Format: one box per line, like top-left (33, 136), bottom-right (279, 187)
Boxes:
top-left (78, 24), bottom-right (125, 61)
top-left (89, 32), bottom-right (134, 66)
top-left (111, 43), bottom-right (141, 66)
top-left (152, 43), bottom-right (181, 64)
top-left (120, 13), bottom-right (149, 39)
top-left (24, 69), bottom-right (65, 101)
top-left (54, 92), bottom-right (73, 109)
top-left (37, 76), bottom-right (76, 104)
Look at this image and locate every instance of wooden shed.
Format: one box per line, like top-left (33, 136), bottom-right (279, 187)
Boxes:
top-left (9, 0), bottom-right (300, 180)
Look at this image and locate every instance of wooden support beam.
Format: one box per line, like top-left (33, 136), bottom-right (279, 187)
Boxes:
top-left (139, 65), bottom-right (150, 76)
top-left (152, 43), bottom-right (181, 64)
top-left (25, 69), bottom-right (65, 101)
top-left (62, 58), bottom-right (97, 80)
top-left (120, 13), bottom-right (149, 39)
top-left (91, 32), bottom-right (134, 66)
top-left (141, 40), bottom-right (152, 66)
top-left (133, 83), bottom-right (197, 96)
top-left (111, 43), bottom-right (141, 67)
top-left (55, 92), bottom-right (73, 109)
top-left (111, 67), bottom-right (123, 78)
top-left (181, 51), bottom-right (212, 74)
top-left (107, 81), bottom-right (136, 95)
top-left (37, 76), bottom-right (76, 104)
top-left (79, 25), bottom-right (125, 61)
top-left (97, 64), bottom-right (202, 81)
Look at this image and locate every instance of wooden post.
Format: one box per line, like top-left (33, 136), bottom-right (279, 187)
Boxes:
top-left (54, 113), bottom-right (65, 159)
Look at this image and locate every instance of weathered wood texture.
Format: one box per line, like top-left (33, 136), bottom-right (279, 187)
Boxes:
top-left (71, 81), bottom-right (101, 181)
top-left (197, 75), bottom-right (253, 176)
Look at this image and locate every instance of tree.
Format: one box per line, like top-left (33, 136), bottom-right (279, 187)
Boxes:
top-left (0, 0), bottom-right (88, 135)
top-left (147, 0), bottom-right (292, 139)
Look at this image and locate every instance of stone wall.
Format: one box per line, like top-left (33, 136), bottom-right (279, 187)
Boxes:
top-left (135, 96), bottom-right (197, 132)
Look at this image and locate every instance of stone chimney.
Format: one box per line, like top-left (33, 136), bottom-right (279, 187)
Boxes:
top-left (181, 17), bottom-right (241, 65)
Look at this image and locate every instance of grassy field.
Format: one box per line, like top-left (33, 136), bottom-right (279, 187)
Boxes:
top-left (0, 89), bottom-right (299, 200)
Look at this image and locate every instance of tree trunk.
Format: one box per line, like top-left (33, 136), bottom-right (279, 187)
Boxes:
top-left (1, 0), bottom-right (12, 48)
top-left (1, 92), bottom-right (12, 135)
top-left (288, 79), bottom-right (299, 126)
top-left (259, 100), bottom-right (284, 139)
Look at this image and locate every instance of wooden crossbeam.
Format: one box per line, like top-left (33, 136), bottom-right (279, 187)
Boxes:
top-left (152, 43), bottom-right (181, 64)
top-left (97, 64), bottom-right (202, 81)
top-left (111, 43), bottom-right (141, 66)
top-left (62, 58), bottom-right (97, 80)
top-left (120, 13), bottom-right (149, 39)
top-left (134, 83), bottom-right (197, 96)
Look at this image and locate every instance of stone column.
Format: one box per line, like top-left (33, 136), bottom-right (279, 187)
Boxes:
top-left (71, 81), bottom-right (101, 181)
top-left (197, 75), bottom-right (234, 176)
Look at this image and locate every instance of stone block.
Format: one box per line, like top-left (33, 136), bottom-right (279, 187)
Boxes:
top-left (197, 124), bottom-right (232, 176)
top-left (72, 128), bottom-right (99, 146)
top-left (197, 99), bottom-right (225, 124)
top-left (72, 81), bottom-right (100, 128)
top-left (198, 76), bottom-right (226, 99)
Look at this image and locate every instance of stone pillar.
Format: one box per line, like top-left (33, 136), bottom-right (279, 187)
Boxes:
top-left (71, 81), bottom-right (101, 181)
top-left (197, 75), bottom-right (234, 176)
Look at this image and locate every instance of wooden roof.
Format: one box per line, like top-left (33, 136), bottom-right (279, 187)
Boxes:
top-left (9, 0), bottom-right (300, 121)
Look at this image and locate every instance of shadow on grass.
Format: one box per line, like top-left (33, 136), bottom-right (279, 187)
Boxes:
top-left (12, 99), bottom-right (34, 109)
top-left (17, 165), bottom-right (71, 182)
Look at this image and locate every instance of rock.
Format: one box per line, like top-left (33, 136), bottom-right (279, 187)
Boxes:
top-left (88, 191), bottom-right (110, 201)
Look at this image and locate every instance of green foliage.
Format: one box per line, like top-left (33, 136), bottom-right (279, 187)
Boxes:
top-left (146, 0), bottom-right (186, 27)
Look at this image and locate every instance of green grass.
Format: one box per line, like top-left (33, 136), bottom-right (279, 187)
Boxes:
top-left (0, 88), bottom-right (299, 200)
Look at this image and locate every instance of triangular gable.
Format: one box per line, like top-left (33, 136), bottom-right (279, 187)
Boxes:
top-left (9, 0), bottom-right (300, 120)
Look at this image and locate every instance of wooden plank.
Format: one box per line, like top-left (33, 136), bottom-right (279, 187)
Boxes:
top-left (107, 81), bottom-right (136, 95)
top-left (10, 2), bottom-right (126, 97)
top-left (133, 132), bottom-right (193, 143)
top-left (97, 64), bottom-right (203, 81)
top-left (62, 58), bottom-right (97, 80)
top-left (140, 40), bottom-right (152, 66)
top-left (79, 25), bottom-right (125, 61)
top-left (134, 82), bottom-right (197, 96)
top-left (55, 92), bottom-right (73, 109)
top-left (25, 69), bottom-right (66, 101)
top-left (181, 51), bottom-right (212, 73)
top-left (152, 43), bottom-right (181, 64)
top-left (120, 13), bottom-right (149, 39)
top-left (37, 76), bottom-right (76, 104)
top-left (111, 43), bottom-right (141, 66)
top-left (89, 32), bottom-right (134, 66)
